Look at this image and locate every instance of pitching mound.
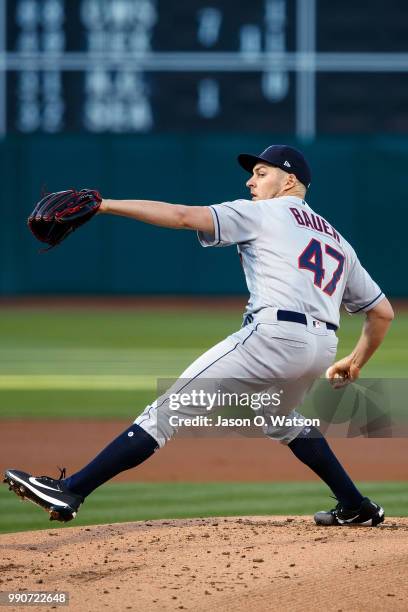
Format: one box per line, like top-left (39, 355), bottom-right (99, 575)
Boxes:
top-left (1, 517), bottom-right (407, 611)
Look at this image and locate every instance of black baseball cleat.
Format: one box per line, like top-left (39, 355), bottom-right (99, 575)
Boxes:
top-left (3, 468), bottom-right (83, 523)
top-left (314, 497), bottom-right (384, 527)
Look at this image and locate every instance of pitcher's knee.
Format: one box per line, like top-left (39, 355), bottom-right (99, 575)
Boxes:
top-left (134, 403), bottom-right (177, 449)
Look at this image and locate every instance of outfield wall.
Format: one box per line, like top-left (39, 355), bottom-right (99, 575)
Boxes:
top-left (1, 135), bottom-right (405, 296)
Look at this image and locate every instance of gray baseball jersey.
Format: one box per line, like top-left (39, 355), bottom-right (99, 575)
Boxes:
top-left (198, 195), bottom-right (383, 328)
top-left (135, 195), bottom-right (384, 448)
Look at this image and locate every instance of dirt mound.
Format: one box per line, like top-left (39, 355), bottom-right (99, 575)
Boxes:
top-left (1, 517), bottom-right (407, 611)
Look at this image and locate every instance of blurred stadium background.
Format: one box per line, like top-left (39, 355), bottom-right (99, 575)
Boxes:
top-left (0, 0), bottom-right (407, 532)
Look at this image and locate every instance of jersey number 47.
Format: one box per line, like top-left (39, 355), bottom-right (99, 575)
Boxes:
top-left (298, 238), bottom-right (345, 296)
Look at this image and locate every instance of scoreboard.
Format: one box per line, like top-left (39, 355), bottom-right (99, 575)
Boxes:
top-left (3, 0), bottom-right (408, 135)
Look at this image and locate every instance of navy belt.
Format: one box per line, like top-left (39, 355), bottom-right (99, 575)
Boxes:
top-left (277, 309), bottom-right (337, 331)
top-left (244, 310), bottom-right (337, 331)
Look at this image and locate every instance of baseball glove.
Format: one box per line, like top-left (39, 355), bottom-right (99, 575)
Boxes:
top-left (28, 188), bottom-right (102, 249)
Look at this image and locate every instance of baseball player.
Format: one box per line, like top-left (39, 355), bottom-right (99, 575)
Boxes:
top-left (4, 144), bottom-right (394, 527)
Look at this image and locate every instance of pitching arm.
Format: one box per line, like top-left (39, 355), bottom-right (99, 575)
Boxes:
top-left (326, 297), bottom-right (394, 387)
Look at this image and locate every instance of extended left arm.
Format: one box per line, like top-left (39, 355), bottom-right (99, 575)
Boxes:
top-left (100, 199), bottom-right (214, 233)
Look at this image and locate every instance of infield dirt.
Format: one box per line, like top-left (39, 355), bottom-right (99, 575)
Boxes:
top-left (1, 418), bottom-right (407, 611)
top-left (1, 420), bottom-right (408, 481)
top-left (1, 516), bottom-right (407, 612)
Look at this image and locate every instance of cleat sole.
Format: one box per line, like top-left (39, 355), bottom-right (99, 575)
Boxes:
top-left (3, 471), bottom-right (81, 524)
top-left (49, 505), bottom-right (76, 523)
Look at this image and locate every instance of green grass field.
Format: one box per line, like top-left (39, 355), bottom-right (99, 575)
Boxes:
top-left (1, 481), bottom-right (407, 534)
top-left (0, 307), bottom-right (406, 532)
top-left (0, 308), bottom-right (406, 419)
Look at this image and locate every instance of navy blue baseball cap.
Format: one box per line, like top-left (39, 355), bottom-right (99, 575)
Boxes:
top-left (238, 145), bottom-right (311, 188)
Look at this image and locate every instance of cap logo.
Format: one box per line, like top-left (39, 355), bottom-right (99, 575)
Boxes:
top-left (283, 160), bottom-right (291, 167)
